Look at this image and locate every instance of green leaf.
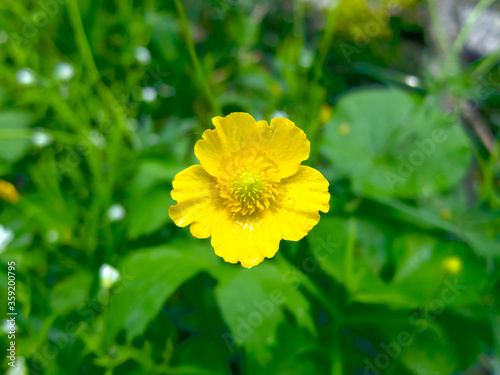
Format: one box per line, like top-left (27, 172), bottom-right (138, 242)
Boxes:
top-left (322, 88), bottom-right (470, 197)
top-left (129, 159), bottom-right (180, 193)
top-left (171, 336), bottom-right (231, 375)
top-left (50, 271), bottom-right (93, 314)
top-left (399, 327), bottom-right (458, 375)
top-left (126, 187), bottom-right (174, 239)
top-left (105, 243), bottom-right (213, 343)
top-left (213, 262), bottom-right (314, 365)
top-left (145, 12), bottom-right (180, 61)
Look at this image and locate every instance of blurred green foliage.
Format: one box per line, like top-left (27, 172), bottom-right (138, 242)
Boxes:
top-left (0, 0), bottom-right (499, 374)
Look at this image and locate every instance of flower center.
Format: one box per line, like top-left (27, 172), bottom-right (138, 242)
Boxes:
top-left (233, 170), bottom-right (265, 202)
top-left (218, 155), bottom-right (280, 216)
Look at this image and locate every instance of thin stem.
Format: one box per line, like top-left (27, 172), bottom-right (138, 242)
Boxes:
top-left (331, 329), bottom-right (343, 375)
top-left (293, 0), bottom-right (306, 45)
top-left (0, 129), bottom-right (32, 139)
top-left (451, 0), bottom-right (497, 58)
top-left (426, 0), bottom-right (451, 59)
top-left (344, 217), bottom-right (356, 296)
top-left (471, 47), bottom-right (500, 79)
top-left (174, 0), bottom-right (221, 117)
top-left (308, 2), bottom-right (339, 160)
top-left (312, 1), bottom-right (339, 87)
top-left (67, 0), bottom-right (100, 82)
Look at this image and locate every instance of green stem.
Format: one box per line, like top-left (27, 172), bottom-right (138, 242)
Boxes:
top-left (312, 1), bottom-right (339, 87)
top-left (174, 0), bottom-right (221, 117)
top-left (293, 0), bottom-right (306, 45)
top-left (0, 129), bottom-right (32, 139)
top-left (426, 0), bottom-right (451, 59)
top-left (344, 217), bottom-right (356, 296)
top-left (67, 0), bottom-right (100, 82)
top-left (451, 0), bottom-right (497, 58)
top-left (308, 2), bottom-right (339, 161)
top-left (331, 329), bottom-right (343, 375)
top-left (471, 47), bottom-right (500, 79)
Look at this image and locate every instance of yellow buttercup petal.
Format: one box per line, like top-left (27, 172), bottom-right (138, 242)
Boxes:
top-left (194, 113), bottom-right (270, 177)
top-left (194, 113), bottom-right (310, 179)
top-left (169, 112), bottom-right (329, 268)
top-left (274, 166), bottom-right (330, 241)
top-left (210, 210), bottom-right (282, 268)
top-left (168, 165), bottom-right (223, 239)
top-left (265, 117), bottom-right (310, 179)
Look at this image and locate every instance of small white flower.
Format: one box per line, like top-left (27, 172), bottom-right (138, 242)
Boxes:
top-left (134, 46), bottom-right (151, 65)
top-left (32, 131), bottom-right (53, 147)
top-left (0, 225), bottom-right (14, 253)
top-left (107, 204), bottom-right (125, 222)
top-left (99, 264), bottom-right (120, 289)
top-left (141, 87), bottom-right (157, 103)
top-left (16, 69), bottom-right (36, 86)
top-left (54, 62), bottom-right (75, 81)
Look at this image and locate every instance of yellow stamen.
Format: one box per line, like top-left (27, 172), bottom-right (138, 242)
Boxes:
top-left (217, 154), bottom-right (280, 216)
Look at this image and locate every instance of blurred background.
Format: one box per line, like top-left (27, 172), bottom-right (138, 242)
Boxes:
top-left (0, 0), bottom-right (500, 374)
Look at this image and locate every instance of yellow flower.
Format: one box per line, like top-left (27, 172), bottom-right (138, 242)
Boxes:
top-left (169, 113), bottom-right (330, 268)
top-left (442, 256), bottom-right (463, 275)
top-left (0, 179), bottom-right (20, 204)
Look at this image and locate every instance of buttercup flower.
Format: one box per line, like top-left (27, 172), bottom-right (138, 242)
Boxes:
top-left (0, 179), bottom-right (20, 204)
top-left (169, 113), bottom-right (330, 268)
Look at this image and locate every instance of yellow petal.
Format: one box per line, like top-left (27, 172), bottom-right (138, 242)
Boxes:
top-left (168, 165), bottom-right (222, 239)
top-left (208, 166), bottom-right (329, 268)
top-left (194, 113), bottom-right (310, 179)
top-left (194, 113), bottom-right (270, 177)
top-left (274, 166), bottom-right (330, 241)
top-left (210, 210), bottom-right (282, 268)
top-left (265, 117), bottom-right (310, 178)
